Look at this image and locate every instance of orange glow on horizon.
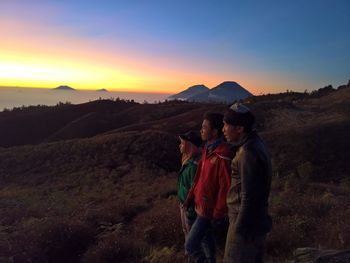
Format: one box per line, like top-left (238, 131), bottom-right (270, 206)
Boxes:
top-left (0, 50), bottom-right (228, 94)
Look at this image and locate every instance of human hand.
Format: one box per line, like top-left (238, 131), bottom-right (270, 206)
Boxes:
top-left (182, 197), bottom-right (194, 211)
top-left (212, 217), bottom-right (228, 228)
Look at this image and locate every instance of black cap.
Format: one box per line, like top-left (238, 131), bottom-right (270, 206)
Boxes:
top-left (223, 103), bottom-right (255, 132)
top-left (179, 130), bottom-right (202, 147)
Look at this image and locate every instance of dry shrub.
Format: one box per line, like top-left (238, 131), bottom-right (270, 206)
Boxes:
top-left (82, 235), bottom-right (148, 263)
top-left (296, 161), bottom-right (314, 180)
top-left (267, 179), bottom-right (350, 260)
top-left (315, 207), bottom-right (350, 249)
top-left (146, 246), bottom-right (185, 263)
top-left (130, 198), bottom-right (184, 248)
top-left (8, 218), bottom-right (95, 263)
top-left (84, 200), bottom-right (147, 228)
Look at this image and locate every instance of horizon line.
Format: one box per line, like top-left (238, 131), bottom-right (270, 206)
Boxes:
top-left (0, 85), bottom-right (174, 95)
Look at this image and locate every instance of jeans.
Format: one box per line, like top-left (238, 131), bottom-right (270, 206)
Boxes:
top-left (185, 216), bottom-right (216, 263)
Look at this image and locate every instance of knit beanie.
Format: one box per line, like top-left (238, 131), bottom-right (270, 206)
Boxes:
top-left (223, 103), bottom-right (255, 132)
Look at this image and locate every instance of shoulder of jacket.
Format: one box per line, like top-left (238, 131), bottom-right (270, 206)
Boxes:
top-left (190, 159), bottom-right (199, 166)
top-left (188, 157), bottom-right (200, 166)
top-left (239, 141), bottom-right (262, 160)
top-left (214, 142), bottom-right (231, 151)
top-left (217, 142), bottom-right (234, 154)
top-left (244, 136), bottom-right (262, 151)
top-left (215, 152), bottom-right (232, 161)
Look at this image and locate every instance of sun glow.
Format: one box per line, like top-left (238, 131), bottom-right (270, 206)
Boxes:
top-left (0, 51), bottom-right (147, 90)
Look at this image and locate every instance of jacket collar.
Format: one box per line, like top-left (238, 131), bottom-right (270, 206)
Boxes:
top-left (206, 136), bottom-right (224, 152)
top-left (181, 154), bottom-right (200, 168)
top-left (232, 130), bottom-right (257, 147)
top-left (203, 136), bottom-right (226, 158)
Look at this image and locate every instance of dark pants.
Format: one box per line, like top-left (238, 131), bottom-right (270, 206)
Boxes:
top-left (224, 218), bottom-right (266, 263)
top-left (185, 216), bottom-right (216, 263)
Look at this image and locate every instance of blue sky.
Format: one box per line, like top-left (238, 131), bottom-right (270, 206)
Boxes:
top-left (0, 0), bottom-right (349, 94)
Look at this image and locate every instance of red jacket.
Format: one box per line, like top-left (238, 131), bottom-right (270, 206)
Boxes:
top-left (187, 141), bottom-right (233, 220)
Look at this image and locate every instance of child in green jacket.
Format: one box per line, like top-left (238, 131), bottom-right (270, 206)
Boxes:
top-left (177, 131), bottom-right (202, 238)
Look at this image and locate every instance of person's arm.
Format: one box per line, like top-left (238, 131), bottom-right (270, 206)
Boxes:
top-left (183, 163), bottom-right (197, 194)
top-left (212, 156), bottom-right (232, 219)
top-left (183, 159), bottom-right (201, 210)
top-left (234, 148), bottom-right (261, 235)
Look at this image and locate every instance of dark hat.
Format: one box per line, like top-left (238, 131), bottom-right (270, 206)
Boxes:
top-left (179, 130), bottom-right (202, 147)
top-left (223, 103), bottom-right (255, 131)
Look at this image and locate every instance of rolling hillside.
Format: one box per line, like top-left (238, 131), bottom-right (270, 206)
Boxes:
top-left (0, 86), bottom-right (350, 262)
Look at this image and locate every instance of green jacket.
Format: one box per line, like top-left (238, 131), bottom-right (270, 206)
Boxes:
top-left (177, 156), bottom-right (199, 220)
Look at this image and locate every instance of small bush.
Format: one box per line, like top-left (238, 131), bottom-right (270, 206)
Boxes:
top-left (9, 218), bottom-right (95, 263)
top-left (146, 246), bottom-right (184, 263)
top-left (82, 236), bottom-right (148, 263)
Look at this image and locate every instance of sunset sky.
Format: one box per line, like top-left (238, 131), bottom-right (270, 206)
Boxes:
top-left (1, 0), bottom-right (349, 94)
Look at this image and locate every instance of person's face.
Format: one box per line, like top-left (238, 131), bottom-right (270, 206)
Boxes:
top-left (200, 119), bottom-right (216, 141)
top-left (223, 121), bottom-right (244, 143)
top-left (179, 138), bottom-right (188, 154)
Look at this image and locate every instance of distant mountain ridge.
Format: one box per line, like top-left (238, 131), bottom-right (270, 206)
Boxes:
top-left (1, 82), bottom-right (349, 148)
top-left (169, 81), bottom-right (252, 103)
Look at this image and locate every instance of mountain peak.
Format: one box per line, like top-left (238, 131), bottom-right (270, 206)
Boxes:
top-left (187, 84), bottom-right (208, 90)
top-left (168, 84), bottom-right (209, 101)
top-left (53, 85), bottom-right (75, 91)
top-left (219, 81), bottom-right (239, 85)
top-left (213, 81), bottom-right (243, 89)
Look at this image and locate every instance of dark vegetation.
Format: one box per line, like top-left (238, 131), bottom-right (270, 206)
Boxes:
top-left (0, 82), bottom-right (350, 262)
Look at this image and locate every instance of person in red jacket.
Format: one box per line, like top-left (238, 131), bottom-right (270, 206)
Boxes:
top-left (184, 112), bottom-right (234, 263)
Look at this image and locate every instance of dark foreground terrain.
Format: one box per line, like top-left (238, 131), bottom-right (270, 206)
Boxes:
top-left (1, 85), bottom-right (350, 262)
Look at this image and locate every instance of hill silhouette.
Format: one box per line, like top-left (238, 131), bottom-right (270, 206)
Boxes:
top-left (0, 99), bottom-right (137, 146)
top-left (0, 84), bottom-right (350, 262)
top-left (0, 99), bottom-right (225, 146)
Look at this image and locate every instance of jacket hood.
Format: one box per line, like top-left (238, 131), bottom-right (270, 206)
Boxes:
top-left (211, 142), bottom-right (233, 160)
